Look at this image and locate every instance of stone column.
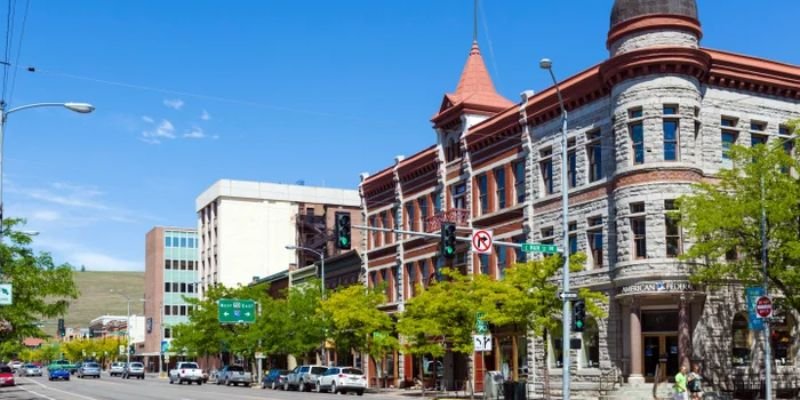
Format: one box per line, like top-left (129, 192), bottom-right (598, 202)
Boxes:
top-left (629, 301), bottom-right (644, 384)
top-left (678, 295), bottom-right (692, 369)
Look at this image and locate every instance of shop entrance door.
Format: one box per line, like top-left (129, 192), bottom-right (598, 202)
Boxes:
top-left (643, 334), bottom-right (679, 383)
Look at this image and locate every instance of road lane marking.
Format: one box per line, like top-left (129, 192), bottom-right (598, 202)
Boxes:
top-left (18, 385), bottom-right (58, 400)
top-left (20, 377), bottom-right (102, 400)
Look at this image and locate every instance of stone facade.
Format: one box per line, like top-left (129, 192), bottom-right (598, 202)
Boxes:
top-left (359, 0), bottom-right (800, 397)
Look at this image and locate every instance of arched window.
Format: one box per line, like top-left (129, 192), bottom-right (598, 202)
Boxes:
top-left (732, 313), bottom-right (751, 367)
top-left (581, 318), bottom-right (600, 368)
top-left (772, 313), bottom-right (795, 366)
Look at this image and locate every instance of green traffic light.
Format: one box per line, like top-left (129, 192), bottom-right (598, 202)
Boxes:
top-left (445, 246), bottom-right (454, 255)
top-left (339, 237), bottom-right (349, 246)
top-left (576, 320), bottom-right (583, 328)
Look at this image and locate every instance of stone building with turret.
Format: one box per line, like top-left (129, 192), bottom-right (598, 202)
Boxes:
top-left (358, 1), bottom-right (800, 397)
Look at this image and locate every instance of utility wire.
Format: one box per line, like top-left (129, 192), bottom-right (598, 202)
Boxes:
top-left (1, 0), bottom-right (15, 103)
top-left (7, 0), bottom-right (29, 107)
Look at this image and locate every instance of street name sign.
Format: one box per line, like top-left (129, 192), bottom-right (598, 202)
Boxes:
top-left (521, 243), bottom-right (559, 254)
top-left (559, 291), bottom-right (578, 300)
top-left (755, 296), bottom-right (773, 319)
top-left (0, 283), bottom-right (11, 305)
top-left (218, 299), bottom-right (256, 324)
top-left (473, 334), bottom-right (492, 352)
top-left (475, 312), bottom-right (489, 334)
top-left (472, 230), bottom-right (493, 254)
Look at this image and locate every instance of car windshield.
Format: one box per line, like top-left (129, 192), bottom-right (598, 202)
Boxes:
top-left (0, 366), bottom-right (12, 373)
top-left (311, 367), bottom-right (327, 374)
top-left (182, 363), bottom-right (199, 369)
top-left (342, 368), bottom-right (363, 375)
top-left (24, 364), bottom-right (37, 368)
top-left (85, 363), bottom-right (100, 368)
top-left (130, 362), bottom-right (143, 368)
top-left (227, 366), bottom-right (244, 372)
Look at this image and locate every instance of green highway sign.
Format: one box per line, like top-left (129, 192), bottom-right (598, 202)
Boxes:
top-left (218, 299), bottom-right (256, 324)
top-left (521, 243), bottom-right (559, 254)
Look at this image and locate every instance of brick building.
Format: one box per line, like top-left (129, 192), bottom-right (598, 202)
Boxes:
top-left (359, 0), bottom-right (800, 397)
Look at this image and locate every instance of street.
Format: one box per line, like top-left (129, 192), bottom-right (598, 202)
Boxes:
top-left (0, 374), bottom-right (408, 400)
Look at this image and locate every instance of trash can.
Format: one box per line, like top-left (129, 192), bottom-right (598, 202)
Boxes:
top-left (503, 381), bottom-right (514, 400)
top-left (514, 381), bottom-right (527, 400)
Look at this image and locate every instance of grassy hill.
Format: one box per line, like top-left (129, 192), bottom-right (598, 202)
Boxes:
top-left (41, 271), bottom-right (145, 337)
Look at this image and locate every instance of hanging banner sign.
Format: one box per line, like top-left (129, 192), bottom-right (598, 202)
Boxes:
top-left (746, 286), bottom-right (765, 331)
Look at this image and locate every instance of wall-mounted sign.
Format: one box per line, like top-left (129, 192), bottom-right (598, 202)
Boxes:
top-left (0, 283), bottom-right (12, 305)
top-left (620, 280), bottom-right (694, 295)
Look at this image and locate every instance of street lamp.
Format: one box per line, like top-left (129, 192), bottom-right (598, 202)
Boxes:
top-left (285, 245), bottom-right (326, 299)
top-left (540, 58), bottom-right (572, 400)
top-left (110, 290), bottom-right (144, 366)
top-left (0, 101), bottom-right (95, 238)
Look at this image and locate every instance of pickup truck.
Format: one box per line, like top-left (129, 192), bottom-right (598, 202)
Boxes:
top-left (169, 362), bottom-right (203, 385)
top-left (47, 360), bottom-right (78, 375)
top-left (284, 365), bottom-right (327, 392)
top-left (215, 365), bottom-right (251, 386)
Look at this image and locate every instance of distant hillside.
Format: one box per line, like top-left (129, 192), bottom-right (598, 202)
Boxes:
top-left (41, 271), bottom-right (145, 337)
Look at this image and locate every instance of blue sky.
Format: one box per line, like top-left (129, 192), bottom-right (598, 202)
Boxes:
top-left (5, 1), bottom-right (799, 271)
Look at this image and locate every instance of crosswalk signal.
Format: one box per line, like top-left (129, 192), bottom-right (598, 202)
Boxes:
top-left (58, 318), bottom-right (65, 337)
top-left (573, 300), bottom-right (586, 332)
top-left (335, 212), bottom-right (351, 250)
top-left (441, 223), bottom-right (457, 258)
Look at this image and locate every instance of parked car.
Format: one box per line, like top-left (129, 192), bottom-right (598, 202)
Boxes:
top-left (284, 365), bottom-right (327, 392)
top-left (6, 360), bottom-right (23, 372)
top-left (0, 366), bottom-right (15, 386)
top-left (109, 362), bottom-right (126, 377)
top-left (316, 366), bottom-right (366, 395)
top-left (261, 368), bottom-right (290, 389)
top-left (122, 362), bottom-right (145, 379)
top-left (48, 367), bottom-right (70, 381)
top-left (168, 362), bottom-right (203, 385)
top-left (77, 362), bottom-right (101, 379)
top-left (19, 363), bottom-right (43, 377)
top-left (215, 365), bottom-right (251, 386)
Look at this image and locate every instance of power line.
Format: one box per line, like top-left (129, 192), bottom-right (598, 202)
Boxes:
top-left (7, 0), bottom-right (29, 107)
top-left (1, 0), bottom-right (15, 103)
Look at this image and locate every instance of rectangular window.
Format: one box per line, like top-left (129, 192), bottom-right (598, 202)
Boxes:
top-left (369, 215), bottom-right (378, 247)
top-left (631, 122), bottom-right (644, 164)
top-left (164, 306), bottom-right (171, 316)
top-left (586, 130), bottom-right (603, 182)
top-left (180, 305), bottom-right (187, 316)
top-left (479, 254), bottom-right (490, 275)
top-left (433, 190), bottom-right (442, 213)
top-left (164, 282), bottom-right (170, 293)
top-left (381, 212), bottom-right (390, 244)
top-left (406, 203), bottom-right (416, 232)
top-left (751, 134), bottom-right (768, 147)
top-left (514, 161), bottom-right (525, 204)
top-left (180, 282), bottom-right (187, 293)
top-left (477, 174), bottom-right (489, 214)
top-left (181, 237), bottom-right (187, 247)
top-left (420, 260), bottom-right (430, 288)
top-left (665, 200), bottom-right (682, 257)
top-left (540, 147), bottom-right (554, 195)
top-left (663, 119), bottom-right (679, 161)
top-left (630, 202), bottom-right (645, 213)
top-left (418, 197), bottom-right (428, 228)
top-left (722, 131), bottom-right (737, 161)
top-left (587, 216), bottom-right (603, 268)
top-left (780, 125), bottom-right (791, 136)
top-left (629, 107), bottom-right (643, 119)
top-left (514, 235), bottom-right (526, 264)
top-left (751, 121), bottom-right (767, 131)
top-left (164, 260), bottom-right (171, 270)
top-left (453, 183), bottom-right (467, 210)
top-left (406, 263), bottom-right (416, 298)
top-left (495, 168), bottom-right (506, 209)
top-left (165, 237), bottom-right (172, 247)
top-left (568, 222), bottom-right (578, 255)
top-left (496, 247), bottom-right (507, 279)
top-left (567, 138), bottom-right (577, 188)
top-left (631, 217), bottom-right (647, 259)
top-left (663, 104), bottom-right (678, 115)
top-left (721, 117), bottom-right (738, 127)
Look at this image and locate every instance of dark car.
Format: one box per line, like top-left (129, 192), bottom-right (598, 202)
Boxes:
top-left (48, 367), bottom-right (70, 381)
top-left (261, 368), bottom-right (290, 389)
top-left (0, 366), bottom-right (15, 386)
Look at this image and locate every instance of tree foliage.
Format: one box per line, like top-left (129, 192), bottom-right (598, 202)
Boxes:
top-left (0, 218), bottom-right (79, 359)
top-left (680, 123), bottom-right (800, 312)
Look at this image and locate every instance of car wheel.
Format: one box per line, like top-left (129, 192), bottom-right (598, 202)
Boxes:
top-left (316, 382), bottom-right (322, 393)
top-left (226, 379), bottom-right (231, 386)
top-left (357, 389), bottom-right (364, 396)
top-left (283, 381), bottom-right (289, 391)
top-left (198, 381), bottom-right (202, 386)
top-left (169, 377), bottom-right (173, 384)
top-left (331, 382), bottom-right (337, 394)
top-left (271, 381), bottom-right (277, 390)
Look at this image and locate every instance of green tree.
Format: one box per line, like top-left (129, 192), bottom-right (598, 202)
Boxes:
top-left (680, 122), bottom-right (800, 312)
top-left (0, 218), bottom-right (79, 359)
top-left (320, 284), bottom-right (398, 380)
top-left (276, 281), bottom-right (326, 362)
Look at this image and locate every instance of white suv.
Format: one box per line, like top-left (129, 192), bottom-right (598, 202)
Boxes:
top-left (315, 367), bottom-right (366, 395)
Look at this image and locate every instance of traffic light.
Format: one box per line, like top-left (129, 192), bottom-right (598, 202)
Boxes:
top-left (129, 344), bottom-right (135, 355)
top-left (441, 223), bottom-right (457, 258)
top-left (335, 212), bottom-right (351, 250)
top-left (58, 318), bottom-right (65, 337)
top-left (573, 300), bottom-right (586, 332)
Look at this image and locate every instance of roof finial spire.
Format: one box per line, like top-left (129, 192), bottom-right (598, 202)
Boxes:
top-left (473, 0), bottom-right (478, 43)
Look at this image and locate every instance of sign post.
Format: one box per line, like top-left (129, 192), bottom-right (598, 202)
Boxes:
top-left (217, 299), bottom-right (256, 324)
top-left (471, 230), bottom-right (493, 254)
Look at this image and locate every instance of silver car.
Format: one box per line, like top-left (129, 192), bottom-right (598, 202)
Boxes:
top-left (19, 364), bottom-right (42, 377)
top-left (109, 362), bottom-right (126, 377)
top-left (122, 362), bottom-right (145, 380)
top-left (77, 362), bottom-right (101, 379)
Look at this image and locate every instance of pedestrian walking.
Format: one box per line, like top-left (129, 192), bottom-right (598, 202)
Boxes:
top-left (674, 365), bottom-right (688, 400)
top-left (688, 364), bottom-right (703, 400)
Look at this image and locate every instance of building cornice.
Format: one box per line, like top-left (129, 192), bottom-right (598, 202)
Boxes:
top-left (607, 14), bottom-right (702, 49)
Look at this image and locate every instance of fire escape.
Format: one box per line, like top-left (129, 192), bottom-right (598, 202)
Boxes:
top-left (296, 212), bottom-right (330, 268)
